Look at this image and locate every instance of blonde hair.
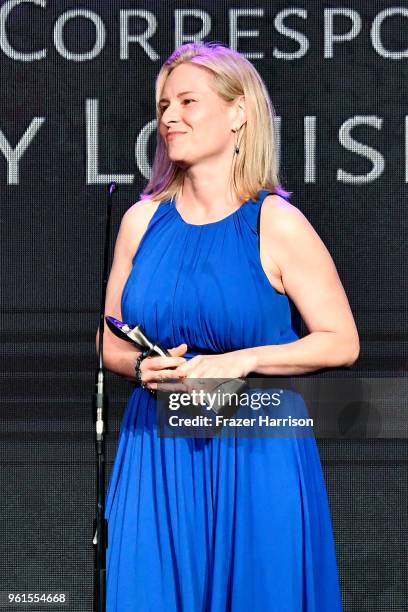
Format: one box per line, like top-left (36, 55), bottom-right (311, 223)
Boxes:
top-left (142, 42), bottom-right (291, 203)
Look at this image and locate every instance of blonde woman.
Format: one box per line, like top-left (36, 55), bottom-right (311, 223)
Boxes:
top-left (99, 42), bottom-right (359, 611)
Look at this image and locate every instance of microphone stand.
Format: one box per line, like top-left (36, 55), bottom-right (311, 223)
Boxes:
top-left (92, 182), bottom-right (117, 612)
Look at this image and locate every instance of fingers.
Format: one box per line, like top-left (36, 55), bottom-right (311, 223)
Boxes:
top-left (144, 374), bottom-right (188, 394)
top-left (168, 343), bottom-right (188, 357)
top-left (139, 357), bottom-right (187, 390)
top-left (155, 368), bottom-right (186, 382)
top-left (172, 354), bottom-right (201, 377)
top-left (139, 344), bottom-right (188, 392)
top-left (143, 355), bottom-right (186, 371)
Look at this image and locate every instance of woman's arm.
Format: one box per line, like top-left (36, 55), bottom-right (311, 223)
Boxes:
top-left (95, 199), bottom-right (159, 379)
top-left (96, 198), bottom-right (188, 384)
top-left (239, 194), bottom-right (360, 375)
top-left (175, 194), bottom-right (360, 380)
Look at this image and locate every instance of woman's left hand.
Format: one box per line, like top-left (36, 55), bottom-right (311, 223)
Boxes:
top-left (173, 350), bottom-right (255, 380)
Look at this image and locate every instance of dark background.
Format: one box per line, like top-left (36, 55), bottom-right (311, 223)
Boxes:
top-left (0, 1), bottom-right (407, 610)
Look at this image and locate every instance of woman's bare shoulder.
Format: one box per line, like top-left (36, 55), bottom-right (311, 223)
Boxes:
top-left (115, 198), bottom-right (163, 259)
top-left (263, 193), bottom-right (304, 218)
top-left (122, 197), bottom-right (162, 226)
top-left (261, 193), bottom-right (334, 280)
top-left (261, 194), bottom-right (315, 239)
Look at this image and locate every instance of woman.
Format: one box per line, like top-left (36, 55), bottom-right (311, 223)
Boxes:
top-left (99, 42), bottom-right (359, 611)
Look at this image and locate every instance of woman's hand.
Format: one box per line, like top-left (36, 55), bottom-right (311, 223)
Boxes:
top-left (173, 350), bottom-right (255, 381)
top-left (139, 343), bottom-right (188, 391)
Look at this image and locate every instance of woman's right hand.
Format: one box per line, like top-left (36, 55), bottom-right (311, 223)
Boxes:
top-left (139, 343), bottom-right (188, 391)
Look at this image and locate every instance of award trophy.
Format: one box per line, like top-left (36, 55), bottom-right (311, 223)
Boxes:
top-left (105, 316), bottom-right (247, 416)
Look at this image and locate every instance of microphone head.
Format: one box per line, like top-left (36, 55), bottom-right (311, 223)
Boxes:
top-left (108, 182), bottom-right (117, 195)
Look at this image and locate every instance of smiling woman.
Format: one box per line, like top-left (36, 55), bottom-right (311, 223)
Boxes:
top-left (155, 61), bottom-right (249, 217)
top-left (146, 41), bottom-right (287, 214)
top-left (101, 41), bottom-right (357, 611)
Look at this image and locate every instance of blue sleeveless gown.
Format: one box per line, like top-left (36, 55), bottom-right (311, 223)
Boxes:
top-left (105, 190), bottom-right (343, 611)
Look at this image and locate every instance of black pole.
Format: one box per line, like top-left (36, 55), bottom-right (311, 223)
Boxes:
top-left (92, 182), bottom-right (117, 612)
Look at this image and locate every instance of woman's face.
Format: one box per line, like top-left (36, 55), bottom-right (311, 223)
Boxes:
top-left (158, 63), bottom-right (237, 168)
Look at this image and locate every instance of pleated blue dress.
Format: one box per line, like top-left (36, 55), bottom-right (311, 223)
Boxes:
top-left (105, 189), bottom-right (343, 611)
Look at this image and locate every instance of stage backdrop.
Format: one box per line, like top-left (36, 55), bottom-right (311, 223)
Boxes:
top-left (1, 1), bottom-right (407, 610)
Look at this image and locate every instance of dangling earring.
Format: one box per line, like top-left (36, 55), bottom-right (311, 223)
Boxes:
top-left (233, 128), bottom-right (240, 155)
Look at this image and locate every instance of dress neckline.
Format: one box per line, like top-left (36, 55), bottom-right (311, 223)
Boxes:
top-left (170, 194), bottom-right (255, 228)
